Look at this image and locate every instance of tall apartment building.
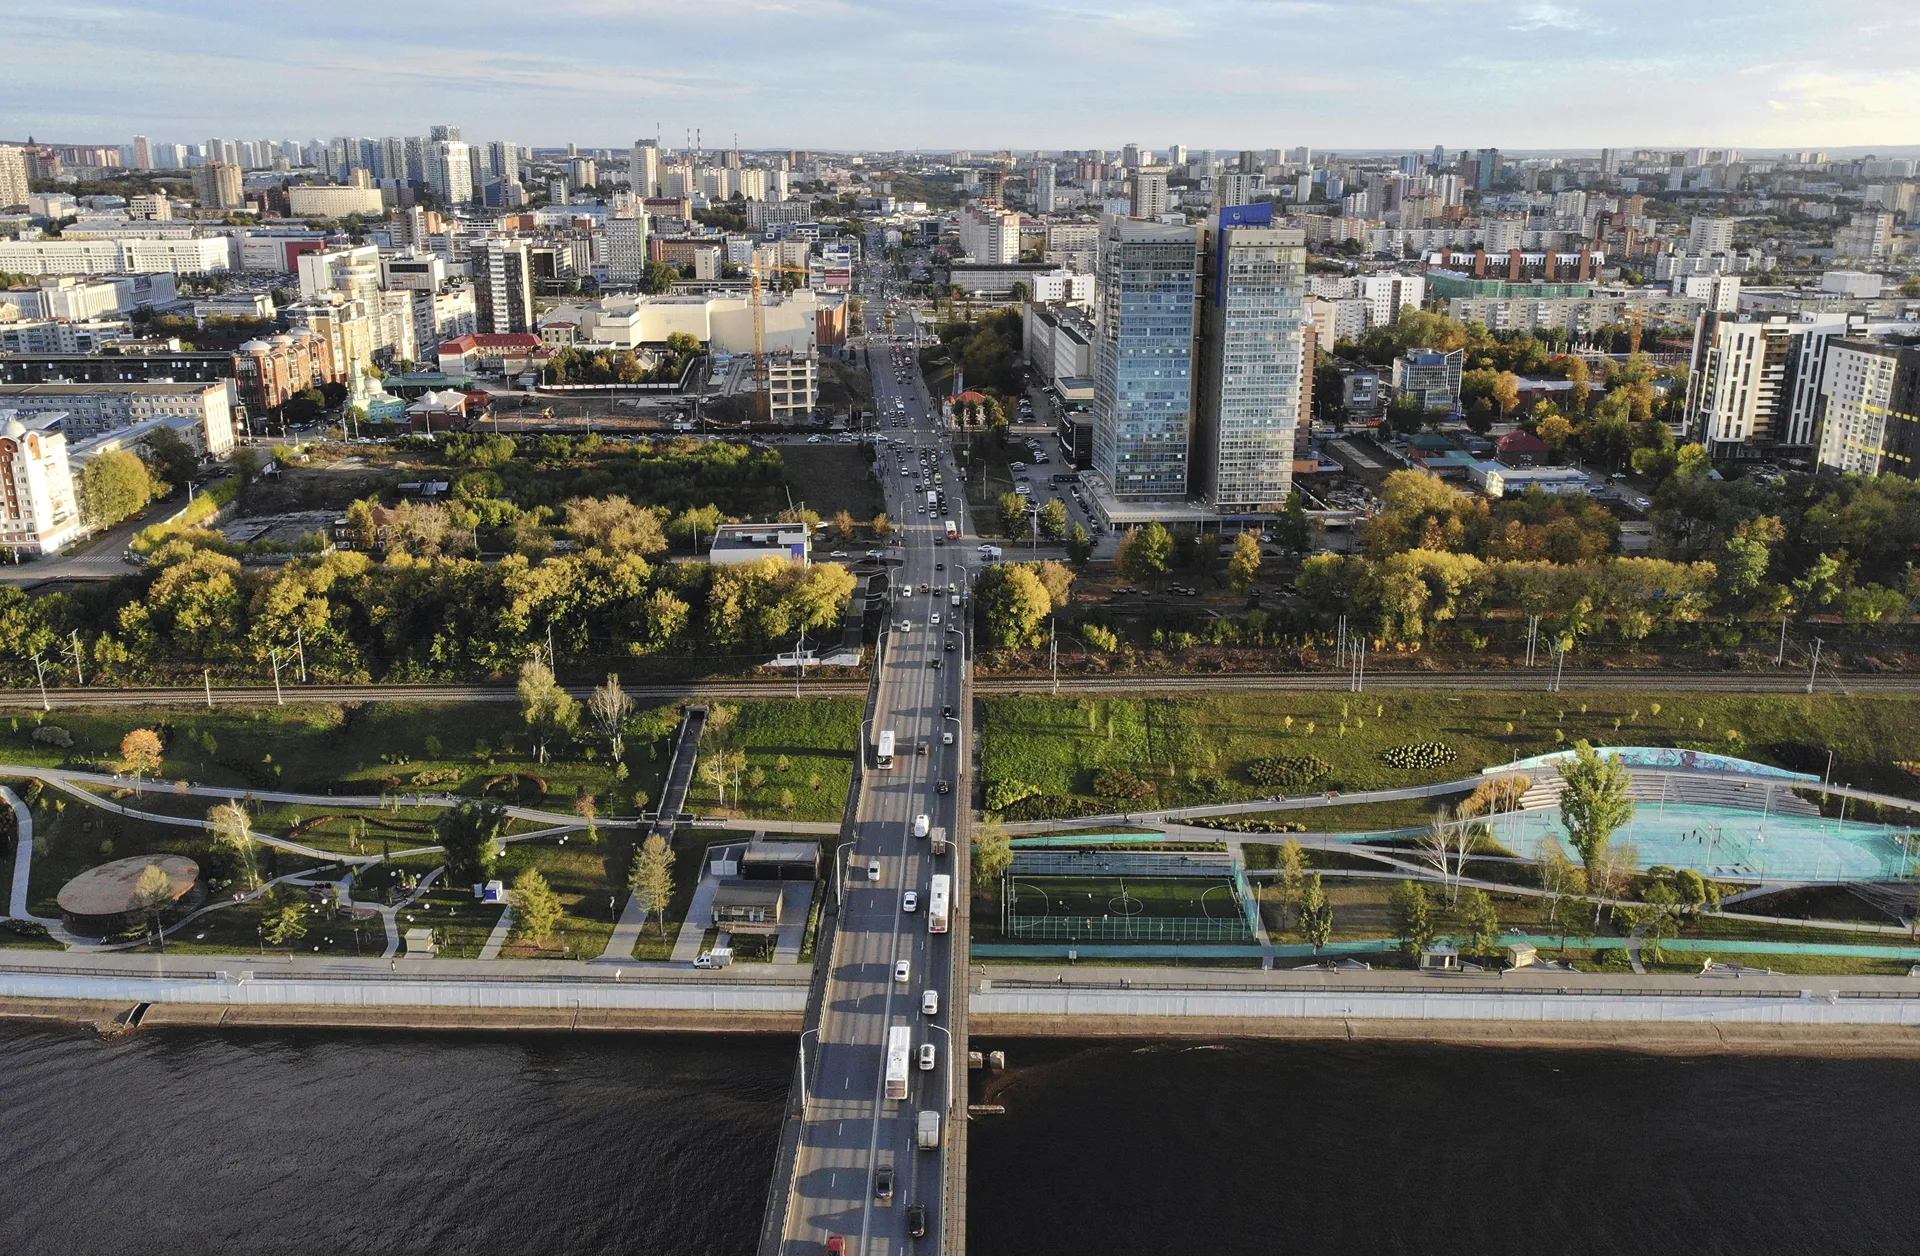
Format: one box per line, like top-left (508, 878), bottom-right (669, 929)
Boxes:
top-left (130, 135), bottom-right (153, 170)
top-left (1836, 211), bottom-right (1895, 263)
top-left (1685, 313), bottom-right (1869, 457)
top-left (1, 146), bottom-right (35, 210)
top-left (475, 239), bottom-right (533, 334)
top-left (1214, 172), bottom-right (1264, 211)
top-left (1091, 215), bottom-right (1199, 502)
top-left (285, 293), bottom-right (376, 375)
top-left (192, 161), bottom-right (245, 211)
top-left (1687, 215), bottom-right (1736, 254)
top-left (429, 141), bottom-right (473, 206)
top-left (1192, 207), bottom-right (1307, 514)
top-left (1817, 339), bottom-right (1920, 477)
top-left (958, 202), bottom-right (1020, 264)
top-left (604, 214), bottom-right (649, 284)
top-left (1130, 171), bottom-right (1169, 218)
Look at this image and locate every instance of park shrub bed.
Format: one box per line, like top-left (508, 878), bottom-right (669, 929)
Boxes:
top-left (1091, 768), bottom-right (1156, 799)
top-left (1245, 754), bottom-right (1331, 789)
top-left (994, 793), bottom-right (1110, 822)
top-left (1379, 742), bottom-right (1457, 770)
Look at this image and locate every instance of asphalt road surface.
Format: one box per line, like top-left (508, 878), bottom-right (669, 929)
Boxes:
top-left (773, 259), bottom-right (966, 1255)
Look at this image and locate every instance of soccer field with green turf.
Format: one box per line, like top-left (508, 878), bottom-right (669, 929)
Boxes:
top-left (1007, 876), bottom-right (1245, 922)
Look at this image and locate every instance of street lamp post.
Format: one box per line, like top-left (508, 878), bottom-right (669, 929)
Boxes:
top-left (927, 1022), bottom-right (955, 1114)
top-left (834, 838), bottom-right (859, 909)
top-left (797, 1027), bottom-right (820, 1109)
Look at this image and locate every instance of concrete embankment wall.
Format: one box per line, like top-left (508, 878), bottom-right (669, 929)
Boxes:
top-left (0, 969), bottom-right (807, 1034)
top-left (972, 985), bottom-right (1920, 1054)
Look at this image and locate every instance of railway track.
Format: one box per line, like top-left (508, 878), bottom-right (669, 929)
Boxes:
top-left (0, 668), bottom-right (1901, 708)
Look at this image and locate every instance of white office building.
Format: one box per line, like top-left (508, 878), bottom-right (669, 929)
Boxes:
top-left (0, 412), bottom-right (81, 554)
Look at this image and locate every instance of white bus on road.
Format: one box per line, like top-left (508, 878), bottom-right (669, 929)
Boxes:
top-left (885, 1024), bottom-right (912, 1100)
top-left (927, 874), bottom-right (951, 934)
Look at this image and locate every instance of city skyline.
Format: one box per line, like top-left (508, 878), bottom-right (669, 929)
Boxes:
top-left (8, 1), bottom-right (1920, 150)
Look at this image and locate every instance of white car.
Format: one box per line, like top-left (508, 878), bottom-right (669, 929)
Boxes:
top-left (930, 613), bottom-right (941, 625)
top-left (903, 891), bottom-right (919, 913)
top-left (921, 989), bottom-right (939, 1015)
top-left (913, 813), bottom-right (930, 838)
top-left (918, 1043), bottom-right (936, 1071)
top-left (867, 859), bottom-right (881, 881)
top-left (899, 619), bottom-right (912, 631)
top-left (942, 730), bottom-right (954, 745)
top-left (894, 959), bottom-right (911, 983)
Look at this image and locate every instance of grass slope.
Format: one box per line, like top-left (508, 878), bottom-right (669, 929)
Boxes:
top-left (982, 691), bottom-right (1920, 813)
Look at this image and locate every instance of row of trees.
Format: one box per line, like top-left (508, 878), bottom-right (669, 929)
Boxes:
top-left (0, 524), bottom-right (859, 682)
top-left (1304, 470), bottom-right (1919, 645)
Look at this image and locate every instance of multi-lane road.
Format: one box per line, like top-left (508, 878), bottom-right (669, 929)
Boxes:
top-left (764, 260), bottom-right (969, 1254)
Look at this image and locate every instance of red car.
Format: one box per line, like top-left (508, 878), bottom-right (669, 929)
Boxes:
top-left (826, 1237), bottom-right (846, 1254)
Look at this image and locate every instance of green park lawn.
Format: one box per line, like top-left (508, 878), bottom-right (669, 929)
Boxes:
top-left (0, 702), bottom-right (673, 816)
top-left (685, 699), bottom-right (861, 823)
top-left (981, 690), bottom-right (1920, 816)
top-left (21, 797), bottom-right (329, 920)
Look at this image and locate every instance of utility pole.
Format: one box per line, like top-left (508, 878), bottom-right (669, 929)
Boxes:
top-left (66, 630), bottom-right (83, 686)
top-left (1335, 615), bottom-right (1347, 669)
top-left (1049, 619), bottom-right (1058, 696)
top-left (1524, 614), bottom-right (1540, 668)
top-left (203, 668), bottom-right (213, 710)
top-left (1550, 640), bottom-right (1568, 693)
top-left (295, 625), bottom-right (307, 683)
top-left (270, 649), bottom-right (286, 706)
top-left (1776, 615), bottom-right (1788, 667)
top-left (29, 650), bottom-right (48, 712)
top-left (794, 630), bottom-right (805, 699)
top-left (1806, 637), bottom-right (1823, 695)
top-left (547, 623), bottom-right (556, 670)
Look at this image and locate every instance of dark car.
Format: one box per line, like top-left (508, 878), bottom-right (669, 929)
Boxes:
top-left (937, 780), bottom-right (951, 795)
top-left (875, 1163), bottom-right (895, 1200)
top-left (942, 705), bottom-right (954, 718)
top-left (929, 658), bottom-right (941, 669)
top-left (907, 1204), bottom-right (927, 1238)
top-left (943, 640), bottom-right (955, 652)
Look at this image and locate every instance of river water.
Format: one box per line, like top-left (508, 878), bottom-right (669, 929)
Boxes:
top-left (967, 1038), bottom-right (1920, 1256)
top-left (6, 1024), bottom-right (1917, 1256)
top-left (0, 1023), bottom-right (790, 1256)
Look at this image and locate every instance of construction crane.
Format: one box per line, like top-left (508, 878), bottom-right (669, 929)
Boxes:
top-left (750, 255), bottom-right (815, 423)
top-left (1618, 307), bottom-right (1699, 355)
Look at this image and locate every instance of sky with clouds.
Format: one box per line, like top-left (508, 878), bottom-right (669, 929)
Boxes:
top-left (6, 0), bottom-right (1920, 152)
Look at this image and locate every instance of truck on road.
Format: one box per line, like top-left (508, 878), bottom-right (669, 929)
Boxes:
top-left (917, 1109), bottom-right (942, 1150)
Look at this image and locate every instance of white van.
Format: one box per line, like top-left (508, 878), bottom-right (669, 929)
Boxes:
top-left (913, 813), bottom-right (931, 838)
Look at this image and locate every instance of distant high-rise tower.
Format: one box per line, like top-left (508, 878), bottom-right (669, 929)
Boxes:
top-left (629, 141), bottom-right (661, 198)
top-left (1033, 162), bottom-right (1057, 213)
top-left (1130, 171), bottom-right (1168, 218)
top-left (0, 145), bottom-right (30, 211)
top-left (1091, 215), bottom-right (1199, 503)
top-left (429, 141), bottom-right (473, 205)
top-left (1193, 204), bottom-right (1307, 514)
top-left (192, 161), bottom-right (245, 211)
top-left (429, 124), bottom-right (461, 142)
top-left (131, 135), bottom-right (152, 170)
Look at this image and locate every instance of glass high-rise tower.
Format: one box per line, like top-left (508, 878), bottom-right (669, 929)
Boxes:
top-left (1091, 215), bottom-right (1199, 502)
